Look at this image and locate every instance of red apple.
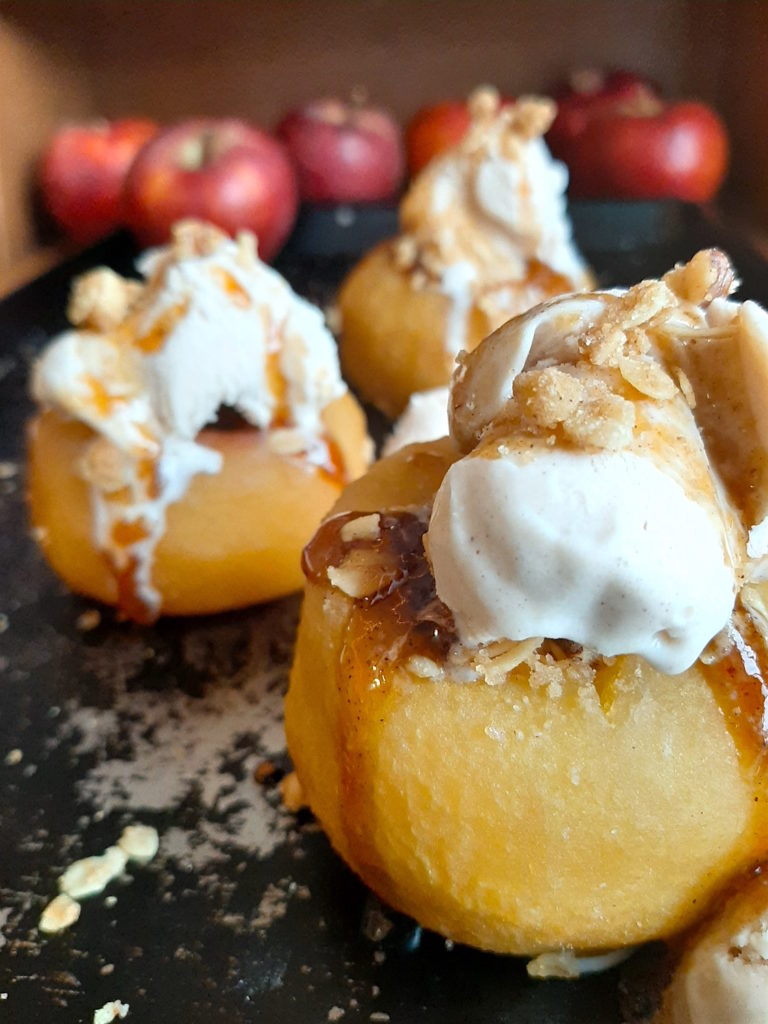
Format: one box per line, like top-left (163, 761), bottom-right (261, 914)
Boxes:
top-left (39, 118), bottom-right (159, 243)
top-left (548, 69), bottom-right (729, 202)
top-left (123, 119), bottom-right (299, 260)
top-left (405, 95), bottom-right (517, 176)
top-left (275, 99), bottom-right (404, 204)
top-left (406, 101), bottom-right (472, 177)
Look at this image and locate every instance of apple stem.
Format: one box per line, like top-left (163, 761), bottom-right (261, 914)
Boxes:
top-left (176, 129), bottom-right (220, 172)
top-left (200, 129), bottom-right (218, 168)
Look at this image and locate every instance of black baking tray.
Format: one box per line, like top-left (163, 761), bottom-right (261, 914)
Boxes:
top-left (1, 202), bottom-right (767, 1024)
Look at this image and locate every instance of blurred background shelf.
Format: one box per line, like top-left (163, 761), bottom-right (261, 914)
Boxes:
top-left (1, 0), bottom-right (766, 287)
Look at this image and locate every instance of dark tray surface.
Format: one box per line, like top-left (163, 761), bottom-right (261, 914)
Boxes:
top-left (1, 202), bottom-right (766, 1023)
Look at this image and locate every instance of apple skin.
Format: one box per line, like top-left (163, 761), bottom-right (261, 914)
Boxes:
top-left (275, 99), bottom-right (405, 204)
top-left (548, 69), bottom-right (729, 202)
top-left (406, 101), bottom-right (472, 177)
top-left (39, 119), bottom-right (159, 243)
top-left (405, 96), bottom-right (516, 176)
top-left (123, 119), bottom-right (299, 260)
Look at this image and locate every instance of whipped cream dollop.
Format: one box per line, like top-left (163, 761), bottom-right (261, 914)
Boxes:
top-left (426, 250), bottom-right (768, 674)
top-left (657, 874), bottom-right (768, 1024)
top-left (382, 387), bottom-right (450, 456)
top-left (429, 446), bottom-right (734, 672)
top-left (396, 88), bottom-right (591, 355)
top-left (32, 220), bottom-right (348, 618)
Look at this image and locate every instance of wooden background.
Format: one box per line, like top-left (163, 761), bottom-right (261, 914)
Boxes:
top-left (0, 0), bottom-right (765, 284)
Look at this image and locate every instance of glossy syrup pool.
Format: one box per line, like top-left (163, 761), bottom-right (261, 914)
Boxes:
top-left (303, 509), bottom-right (457, 667)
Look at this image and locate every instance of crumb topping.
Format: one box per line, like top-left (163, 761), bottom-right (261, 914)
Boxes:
top-left (392, 86), bottom-right (590, 355)
top-left (312, 252), bottom-right (768, 693)
top-left (451, 249), bottom-right (737, 456)
top-left (68, 269), bottom-right (143, 333)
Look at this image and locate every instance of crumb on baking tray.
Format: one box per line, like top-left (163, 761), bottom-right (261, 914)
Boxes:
top-left (118, 823), bottom-right (160, 864)
top-left (280, 771), bottom-right (307, 812)
top-left (76, 609), bottom-right (102, 631)
top-left (92, 1000), bottom-right (129, 1023)
top-left (38, 893), bottom-right (81, 934)
top-left (38, 823), bottom-right (160, 934)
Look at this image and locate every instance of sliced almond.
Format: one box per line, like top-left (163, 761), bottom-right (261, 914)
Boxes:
top-left (618, 354), bottom-right (677, 400)
top-left (339, 513), bottom-right (380, 544)
top-left (327, 547), bottom-right (388, 600)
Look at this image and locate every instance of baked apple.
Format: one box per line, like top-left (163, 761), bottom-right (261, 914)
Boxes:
top-left (339, 88), bottom-right (591, 417)
top-left (28, 220), bottom-right (371, 620)
top-left (287, 251), bottom-right (768, 958)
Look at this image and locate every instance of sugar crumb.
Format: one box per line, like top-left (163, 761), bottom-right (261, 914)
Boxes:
top-left (280, 771), bottom-right (307, 813)
top-left (76, 609), bottom-right (102, 632)
top-left (117, 824), bottom-right (159, 864)
top-left (39, 893), bottom-right (81, 934)
top-left (527, 950), bottom-right (581, 979)
top-left (93, 1001), bottom-right (129, 1023)
top-left (59, 845), bottom-right (127, 900)
top-left (363, 901), bottom-right (393, 943)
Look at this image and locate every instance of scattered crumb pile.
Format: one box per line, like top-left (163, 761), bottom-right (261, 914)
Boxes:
top-left (39, 824), bottom-right (159, 934)
top-left (55, 620), bottom-right (293, 873)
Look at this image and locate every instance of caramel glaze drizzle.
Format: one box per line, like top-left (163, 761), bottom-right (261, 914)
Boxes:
top-left (698, 610), bottom-right (768, 865)
top-left (109, 409), bottom-right (347, 623)
top-left (302, 511), bottom-right (458, 665)
top-left (303, 511), bottom-right (458, 879)
top-left (211, 406), bottom-right (346, 486)
top-left (303, 509), bottom-right (768, 887)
